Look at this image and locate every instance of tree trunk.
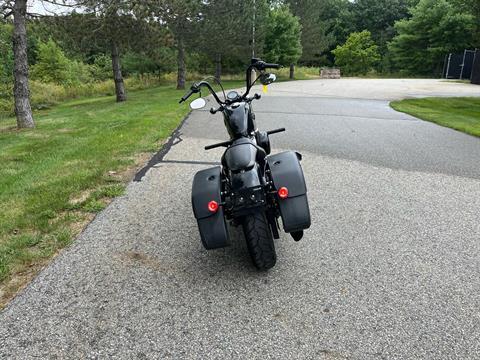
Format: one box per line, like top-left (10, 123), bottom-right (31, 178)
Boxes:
top-left (215, 53), bottom-right (222, 81)
top-left (176, 37), bottom-right (186, 90)
top-left (111, 41), bottom-right (126, 102)
top-left (12, 0), bottom-right (34, 129)
top-left (289, 63), bottom-right (295, 80)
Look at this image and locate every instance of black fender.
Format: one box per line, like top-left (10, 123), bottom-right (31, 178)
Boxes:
top-left (255, 130), bottom-right (271, 155)
top-left (267, 151), bottom-right (311, 233)
top-left (230, 165), bottom-right (261, 189)
top-left (192, 166), bottom-right (230, 249)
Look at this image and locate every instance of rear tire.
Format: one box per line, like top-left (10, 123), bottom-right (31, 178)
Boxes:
top-left (242, 211), bottom-right (277, 270)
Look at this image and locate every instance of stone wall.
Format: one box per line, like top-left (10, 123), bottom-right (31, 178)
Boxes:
top-left (320, 68), bottom-right (341, 79)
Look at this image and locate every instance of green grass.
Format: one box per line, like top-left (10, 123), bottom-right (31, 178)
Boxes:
top-left (0, 84), bottom-right (196, 298)
top-left (390, 97), bottom-right (480, 138)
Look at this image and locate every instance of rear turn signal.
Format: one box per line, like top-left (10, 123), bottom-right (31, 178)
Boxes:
top-left (278, 187), bottom-right (289, 199)
top-left (208, 200), bottom-right (219, 213)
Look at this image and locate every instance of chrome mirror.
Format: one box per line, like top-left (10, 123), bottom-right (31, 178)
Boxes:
top-left (259, 73), bottom-right (276, 85)
top-left (190, 97), bottom-right (206, 110)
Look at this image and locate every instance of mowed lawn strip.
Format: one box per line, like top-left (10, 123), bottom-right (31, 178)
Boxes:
top-left (0, 85), bottom-right (198, 305)
top-left (391, 97), bottom-right (480, 137)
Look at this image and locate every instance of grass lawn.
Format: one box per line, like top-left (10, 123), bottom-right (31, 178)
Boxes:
top-left (390, 97), bottom-right (480, 137)
top-left (0, 83), bottom-right (220, 306)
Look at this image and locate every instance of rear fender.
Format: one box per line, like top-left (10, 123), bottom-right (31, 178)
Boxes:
top-left (230, 166), bottom-right (261, 190)
top-left (222, 138), bottom-right (257, 172)
top-left (267, 151), bottom-right (311, 233)
top-left (192, 166), bottom-right (229, 249)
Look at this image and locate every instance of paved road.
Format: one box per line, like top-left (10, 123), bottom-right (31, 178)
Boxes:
top-left (1, 79), bottom-right (480, 359)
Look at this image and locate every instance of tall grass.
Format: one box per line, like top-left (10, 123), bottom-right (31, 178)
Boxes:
top-left (276, 66), bottom-right (320, 80)
top-left (0, 75), bottom-right (170, 118)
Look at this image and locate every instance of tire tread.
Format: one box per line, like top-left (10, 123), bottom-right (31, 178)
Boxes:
top-left (243, 211), bottom-right (276, 270)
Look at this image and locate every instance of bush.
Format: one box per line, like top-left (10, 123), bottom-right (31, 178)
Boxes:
top-left (122, 52), bottom-right (159, 76)
top-left (30, 39), bottom-right (95, 85)
top-left (332, 30), bottom-right (380, 76)
top-left (0, 81), bottom-right (13, 116)
top-left (0, 23), bottom-right (13, 84)
top-left (30, 39), bottom-right (73, 84)
top-left (90, 54), bottom-right (112, 81)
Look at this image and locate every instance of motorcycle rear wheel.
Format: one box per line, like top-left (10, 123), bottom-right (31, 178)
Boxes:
top-left (242, 210), bottom-right (277, 270)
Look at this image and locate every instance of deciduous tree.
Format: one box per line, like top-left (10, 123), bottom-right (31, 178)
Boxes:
top-left (332, 30), bottom-right (380, 75)
top-left (264, 5), bottom-right (302, 76)
top-left (388, 0), bottom-right (475, 75)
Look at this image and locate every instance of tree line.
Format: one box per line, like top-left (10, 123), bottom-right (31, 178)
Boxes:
top-left (0, 0), bottom-right (478, 129)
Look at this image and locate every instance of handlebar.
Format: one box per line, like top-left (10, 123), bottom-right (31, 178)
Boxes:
top-left (210, 106), bottom-right (223, 114)
top-left (179, 81), bottom-right (224, 105)
top-left (267, 127), bottom-right (285, 135)
top-left (179, 89), bottom-right (195, 103)
top-left (244, 59), bottom-right (281, 98)
top-left (179, 58), bottom-right (280, 106)
top-left (204, 127), bottom-right (285, 150)
top-left (204, 139), bottom-right (232, 150)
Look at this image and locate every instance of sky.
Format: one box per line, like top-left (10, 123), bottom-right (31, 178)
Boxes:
top-left (29, 0), bottom-right (77, 16)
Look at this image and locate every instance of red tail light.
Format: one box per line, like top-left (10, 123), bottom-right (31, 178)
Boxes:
top-left (278, 187), bottom-right (289, 199)
top-left (208, 200), bottom-right (219, 212)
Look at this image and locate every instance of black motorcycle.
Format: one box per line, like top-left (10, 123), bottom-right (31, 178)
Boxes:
top-left (180, 58), bottom-right (310, 270)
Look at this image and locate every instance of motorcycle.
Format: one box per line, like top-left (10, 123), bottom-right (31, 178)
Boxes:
top-left (180, 58), bottom-right (310, 270)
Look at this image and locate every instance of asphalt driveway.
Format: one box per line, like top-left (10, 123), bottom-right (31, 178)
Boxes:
top-left (1, 79), bottom-right (479, 359)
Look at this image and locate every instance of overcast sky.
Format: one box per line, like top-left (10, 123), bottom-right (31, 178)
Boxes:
top-left (29, 0), bottom-right (77, 16)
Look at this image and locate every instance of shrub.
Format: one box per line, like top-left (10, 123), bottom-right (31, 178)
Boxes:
top-left (122, 52), bottom-right (159, 76)
top-left (90, 54), bottom-right (112, 81)
top-left (332, 30), bottom-right (380, 76)
top-left (0, 23), bottom-right (13, 84)
top-left (30, 39), bottom-right (94, 85)
top-left (0, 82), bottom-right (13, 117)
top-left (68, 60), bottom-right (94, 84)
top-left (30, 39), bottom-right (73, 84)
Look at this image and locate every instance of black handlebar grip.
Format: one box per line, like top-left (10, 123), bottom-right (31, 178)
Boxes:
top-left (210, 106), bottom-right (224, 114)
top-left (267, 127), bottom-right (286, 135)
top-left (204, 139), bottom-right (232, 150)
top-left (179, 89), bottom-right (194, 103)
